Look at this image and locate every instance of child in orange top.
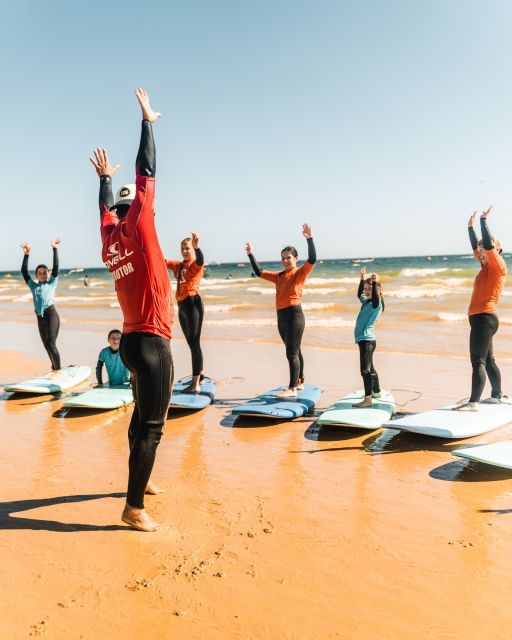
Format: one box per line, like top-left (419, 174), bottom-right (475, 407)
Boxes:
top-left (166, 233), bottom-right (205, 393)
top-left (245, 224), bottom-right (316, 398)
top-left (454, 207), bottom-right (508, 411)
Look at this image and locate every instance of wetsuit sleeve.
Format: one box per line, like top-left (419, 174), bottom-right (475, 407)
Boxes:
top-left (480, 217), bottom-right (494, 250)
top-left (21, 254), bottom-right (30, 284)
top-left (307, 237), bottom-right (316, 265)
top-left (99, 175), bottom-right (114, 213)
top-left (135, 120), bottom-right (156, 178)
top-left (195, 248), bottom-right (204, 267)
top-left (248, 253), bottom-right (262, 277)
top-left (96, 360), bottom-right (104, 385)
top-left (357, 280), bottom-right (364, 299)
top-left (165, 260), bottom-right (180, 278)
top-left (371, 281), bottom-right (380, 309)
top-left (51, 248), bottom-right (59, 278)
top-left (468, 225), bottom-right (478, 251)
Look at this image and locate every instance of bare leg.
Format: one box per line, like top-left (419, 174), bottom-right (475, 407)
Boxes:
top-left (183, 374), bottom-right (201, 394)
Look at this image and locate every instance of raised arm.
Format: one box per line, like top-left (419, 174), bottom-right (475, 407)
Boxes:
top-left (89, 148), bottom-right (119, 213)
top-left (467, 211), bottom-right (478, 251)
top-left (135, 88), bottom-right (160, 178)
top-left (96, 359), bottom-right (104, 386)
top-left (20, 242), bottom-right (30, 283)
top-left (245, 242), bottom-right (262, 276)
top-left (302, 224), bottom-right (316, 264)
top-left (50, 238), bottom-right (61, 278)
top-left (192, 233), bottom-right (204, 266)
top-left (480, 206), bottom-right (494, 250)
top-left (370, 273), bottom-right (380, 309)
top-left (358, 267), bottom-right (365, 298)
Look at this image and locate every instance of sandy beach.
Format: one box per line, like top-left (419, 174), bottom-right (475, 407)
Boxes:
top-left (1, 316), bottom-right (512, 640)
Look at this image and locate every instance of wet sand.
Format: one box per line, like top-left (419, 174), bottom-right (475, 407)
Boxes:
top-left (1, 323), bottom-right (512, 639)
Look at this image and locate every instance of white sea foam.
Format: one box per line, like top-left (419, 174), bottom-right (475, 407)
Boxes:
top-left (437, 312), bottom-right (466, 322)
top-left (308, 277), bottom-right (360, 285)
top-left (246, 287), bottom-right (274, 295)
top-left (205, 317), bottom-right (355, 329)
top-left (206, 303), bottom-right (256, 313)
top-left (400, 268), bottom-right (449, 277)
top-left (301, 302), bottom-right (338, 312)
top-left (387, 287), bottom-right (450, 299)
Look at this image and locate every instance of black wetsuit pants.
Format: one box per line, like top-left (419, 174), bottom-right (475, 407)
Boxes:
top-left (178, 295), bottom-right (204, 376)
top-left (120, 332), bottom-right (173, 509)
top-left (277, 305), bottom-right (305, 389)
top-left (36, 305), bottom-right (61, 370)
top-left (358, 340), bottom-right (380, 396)
top-left (469, 312), bottom-right (502, 402)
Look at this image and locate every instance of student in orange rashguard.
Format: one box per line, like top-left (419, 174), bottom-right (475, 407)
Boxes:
top-left (166, 233), bottom-right (205, 393)
top-left (245, 224), bottom-right (316, 398)
top-left (454, 207), bottom-right (508, 412)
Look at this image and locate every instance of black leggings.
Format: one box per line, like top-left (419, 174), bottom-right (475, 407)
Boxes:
top-left (358, 340), bottom-right (380, 396)
top-left (120, 332), bottom-right (173, 509)
top-left (36, 305), bottom-right (61, 370)
top-left (178, 295), bottom-right (204, 376)
top-left (277, 305), bottom-right (305, 389)
top-left (469, 313), bottom-right (502, 402)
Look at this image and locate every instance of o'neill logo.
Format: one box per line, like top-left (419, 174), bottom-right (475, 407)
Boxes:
top-left (105, 242), bottom-right (133, 268)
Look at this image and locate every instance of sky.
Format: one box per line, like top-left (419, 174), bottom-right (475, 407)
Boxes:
top-left (2, 0), bottom-right (512, 269)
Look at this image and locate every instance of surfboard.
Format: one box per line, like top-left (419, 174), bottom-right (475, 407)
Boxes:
top-left (170, 376), bottom-right (216, 410)
top-left (317, 389), bottom-right (395, 428)
top-left (4, 365), bottom-right (91, 394)
top-left (232, 384), bottom-right (321, 419)
top-left (383, 402), bottom-right (512, 439)
top-left (452, 441), bottom-right (512, 470)
top-left (63, 384), bottom-right (133, 409)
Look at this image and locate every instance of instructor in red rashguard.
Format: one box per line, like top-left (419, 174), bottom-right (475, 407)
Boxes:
top-left (90, 88), bottom-right (173, 532)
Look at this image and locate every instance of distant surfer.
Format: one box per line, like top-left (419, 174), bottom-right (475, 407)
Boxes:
top-left (454, 207), bottom-right (508, 411)
top-left (166, 233), bottom-right (205, 393)
top-left (90, 88), bottom-right (173, 531)
top-left (84, 273), bottom-right (89, 287)
top-left (352, 268), bottom-right (384, 407)
top-left (245, 224), bottom-right (316, 398)
top-left (20, 238), bottom-right (62, 373)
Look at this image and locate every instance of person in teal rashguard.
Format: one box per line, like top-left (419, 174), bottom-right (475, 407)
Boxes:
top-left (96, 329), bottom-right (130, 387)
top-left (20, 238), bottom-right (62, 371)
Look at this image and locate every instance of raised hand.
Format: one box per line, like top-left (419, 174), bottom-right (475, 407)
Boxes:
top-left (302, 223), bottom-right (313, 239)
top-left (20, 242), bottom-right (30, 255)
top-left (89, 148), bottom-right (120, 178)
top-left (135, 88), bottom-right (161, 123)
top-left (468, 211), bottom-right (477, 227)
top-left (51, 237), bottom-right (61, 249)
top-left (245, 241), bottom-right (253, 255)
top-left (360, 267), bottom-right (366, 280)
top-left (481, 205), bottom-right (493, 219)
top-left (191, 232), bottom-right (200, 249)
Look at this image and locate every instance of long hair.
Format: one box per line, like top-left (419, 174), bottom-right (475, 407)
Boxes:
top-left (365, 277), bottom-right (385, 312)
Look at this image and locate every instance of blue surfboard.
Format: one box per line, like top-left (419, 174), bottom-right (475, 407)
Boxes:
top-left (232, 384), bottom-right (321, 419)
top-left (170, 376), bottom-right (215, 410)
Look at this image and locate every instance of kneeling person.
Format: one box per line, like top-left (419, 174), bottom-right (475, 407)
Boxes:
top-left (96, 329), bottom-right (130, 387)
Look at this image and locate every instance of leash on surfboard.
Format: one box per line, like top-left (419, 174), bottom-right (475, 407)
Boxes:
top-left (389, 388), bottom-right (422, 408)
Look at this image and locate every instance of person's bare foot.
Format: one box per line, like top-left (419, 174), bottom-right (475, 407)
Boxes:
top-left (277, 388), bottom-right (297, 398)
top-left (352, 397), bottom-right (373, 408)
top-left (145, 480), bottom-right (165, 495)
top-left (121, 503), bottom-right (167, 532)
top-left (183, 384), bottom-right (200, 394)
top-left (47, 370), bottom-right (61, 379)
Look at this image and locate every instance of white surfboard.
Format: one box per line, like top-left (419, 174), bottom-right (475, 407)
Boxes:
top-left (452, 441), bottom-right (512, 470)
top-left (63, 384), bottom-right (133, 409)
top-left (384, 402), bottom-right (512, 439)
top-left (317, 389), bottom-right (395, 429)
top-left (4, 365), bottom-right (91, 394)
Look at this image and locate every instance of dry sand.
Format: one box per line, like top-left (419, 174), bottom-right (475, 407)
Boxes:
top-left (1, 321), bottom-right (512, 639)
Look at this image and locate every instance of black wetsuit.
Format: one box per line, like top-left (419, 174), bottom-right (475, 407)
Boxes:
top-left (249, 238), bottom-right (316, 388)
top-left (21, 249), bottom-right (61, 371)
top-left (99, 120), bottom-right (173, 510)
top-left (467, 219), bottom-right (504, 402)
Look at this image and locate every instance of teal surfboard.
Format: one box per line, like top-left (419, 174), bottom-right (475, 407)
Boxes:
top-left (4, 365), bottom-right (91, 394)
top-left (452, 441), bottom-right (512, 470)
top-left (170, 376), bottom-right (216, 410)
top-left (63, 384), bottom-right (133, 409)
top-left (232, 384), bottom-right (321, 419)
top-left (317, 389), bottom-right (395, 429)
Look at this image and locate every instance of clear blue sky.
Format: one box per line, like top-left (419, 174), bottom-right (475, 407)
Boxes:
top-left (2, 0), bottom-right (512, 270)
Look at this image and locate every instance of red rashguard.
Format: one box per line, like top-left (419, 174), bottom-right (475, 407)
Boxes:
top-left (101, 175), bottom-right (173, 339)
